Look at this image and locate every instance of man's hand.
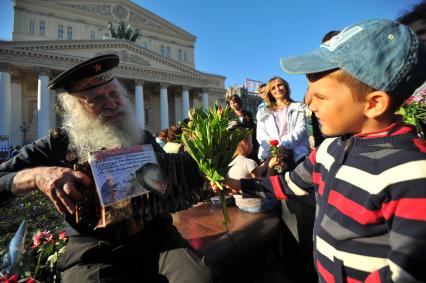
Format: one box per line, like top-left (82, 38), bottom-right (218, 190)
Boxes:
top-left (12, 166), bottom-right (92, 214)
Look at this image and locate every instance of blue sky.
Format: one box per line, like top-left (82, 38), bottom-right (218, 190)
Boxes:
top-left (0, 0), bottom-right (421, 101)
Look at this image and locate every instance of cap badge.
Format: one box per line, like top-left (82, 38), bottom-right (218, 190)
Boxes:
top-left (94, 64), bottom-right (102, 72)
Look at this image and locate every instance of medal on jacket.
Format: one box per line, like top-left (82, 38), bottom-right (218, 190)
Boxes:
top-left (66, 149), bottom-right (77, 163)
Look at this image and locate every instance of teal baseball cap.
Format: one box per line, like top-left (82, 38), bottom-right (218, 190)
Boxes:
top-left (280, 19), bottom-right (426, 100)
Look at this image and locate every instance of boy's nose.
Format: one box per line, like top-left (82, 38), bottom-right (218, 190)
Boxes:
top-left (309, 101), bottom-right (318, 112)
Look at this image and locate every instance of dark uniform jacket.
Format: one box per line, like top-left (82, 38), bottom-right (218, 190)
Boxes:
top-left (0, 128), bottom-right (165, 237)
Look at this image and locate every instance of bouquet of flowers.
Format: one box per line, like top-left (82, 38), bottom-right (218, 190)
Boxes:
top-left (180, 104), bottom-right (248, 231)
top-left (0, 228), bottom-right (67, 283)
top-left (399, 89), bottom-right (426, 139)
top-left (31, 230), bottom-right (67, 283)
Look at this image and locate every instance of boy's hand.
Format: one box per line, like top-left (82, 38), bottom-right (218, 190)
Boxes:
top-left (209, 178), bottom-right (241, 194)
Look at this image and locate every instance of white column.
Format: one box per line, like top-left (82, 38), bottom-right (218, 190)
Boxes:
top-left (202, 88), bottom-right (209, 111)
top-left (160, 83), bottom-right (169, 129)
top-left (49, 89), bottom-right (56, 129)
top-left (11, 77), bottom-right (23, 145)
top-left (134, 80), bottom-right (145, 129)
top-left (37, 69), bottom-right (50, 138)
top-left (174, 92), bottom-right (181, 124)
top-left (0, 65), bottom-right (11, 139)
top-left (182, 86), bottom-right (190, 120)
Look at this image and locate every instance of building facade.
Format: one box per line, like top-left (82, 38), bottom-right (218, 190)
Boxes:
top-left (0, 0), bottom-right (226, 147)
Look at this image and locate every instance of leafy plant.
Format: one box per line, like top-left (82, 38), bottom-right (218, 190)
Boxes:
top-left (180, 105), bottom-right (248, 231)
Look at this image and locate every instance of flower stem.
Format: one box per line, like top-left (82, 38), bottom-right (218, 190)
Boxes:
top-left (215, 182), bottom-right (230, 232)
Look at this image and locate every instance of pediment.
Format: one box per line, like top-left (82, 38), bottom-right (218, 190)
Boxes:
top-left (46, 0), bottom-right (196, 41)
top-left (0, 40), bottom-right (201, 77)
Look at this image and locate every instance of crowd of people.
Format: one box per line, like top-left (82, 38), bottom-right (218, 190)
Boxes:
top-left (1, 1), bottom-right (426, 282)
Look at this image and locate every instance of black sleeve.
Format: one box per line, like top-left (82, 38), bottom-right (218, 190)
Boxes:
top-left (142, 130), bottom-right (165, 154)
top-left (0, 129), bottom-right (69, 206)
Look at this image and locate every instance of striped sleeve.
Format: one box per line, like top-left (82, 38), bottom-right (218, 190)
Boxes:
top-left (241, 149), bottom-right (316, 200)
top-left (367, 162), bottom-right (426, 282)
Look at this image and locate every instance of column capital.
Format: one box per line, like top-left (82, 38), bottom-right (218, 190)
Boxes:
top-left (201, 87), bottom-right (209, 93)
top-left (181, 85), bottom-right (191, 92)
top-left (135, 79), bottom-right (145, 86)
top-left (0, 63), bottom-right (11, 73)
top-left (160, 82), bottom-right (169, 89)
top-left (36, 67), bottom-right (50, 77)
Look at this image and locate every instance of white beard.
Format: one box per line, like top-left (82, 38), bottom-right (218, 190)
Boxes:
top-left (59, 93), bottom-right (143, 162)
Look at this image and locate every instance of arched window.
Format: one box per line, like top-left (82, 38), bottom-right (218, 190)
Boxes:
top-left (58, 25), bottom-right (63, 38)
top-left (178, 49), bottom-right (182, 61)
top-left (166, 47), bottom-right (171, 58)
top-left (39, 21), bottom-right (45, 35)
top-left (29, 19), bottom-right (35, 33)
top-left (183, 50), bottom-right (187, 62)
top-left (67, 26), bottom-right (72, 40)
top-left (160, 45), bottom-right (165, 57)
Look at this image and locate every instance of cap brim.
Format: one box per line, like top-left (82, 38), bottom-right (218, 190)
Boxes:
top-left (280, 49), bottom-right (338, 75)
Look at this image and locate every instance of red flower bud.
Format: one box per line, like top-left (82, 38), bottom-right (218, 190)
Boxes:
top-left (59, 230), bottom-right (67, 240)
top-left (269, 140), bottom-right (279, 146)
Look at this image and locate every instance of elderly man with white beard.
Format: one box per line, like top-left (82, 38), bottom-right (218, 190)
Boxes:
top-left (0, 54), bottom-right (214, 283)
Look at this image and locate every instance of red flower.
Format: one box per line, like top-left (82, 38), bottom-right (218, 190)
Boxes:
top-left (26, 278), bottom-right (37, 283)
top-left (217, 106), bottom-right (223, 116)
top-left (32, 230), bottom-right (53, 249)
top-left (269, 140), bottom-right (279, 147)
top-left (58, 230), bottom-right (67, 240)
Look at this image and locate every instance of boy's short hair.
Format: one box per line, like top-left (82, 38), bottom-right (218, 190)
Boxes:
top-left (307, 69), bottom-right (376, 101)
top-left (280, 19), bottom-right (426, 109)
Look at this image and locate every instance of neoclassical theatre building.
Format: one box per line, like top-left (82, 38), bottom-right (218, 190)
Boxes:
top-left (0, 0), bottom-right (226, 147)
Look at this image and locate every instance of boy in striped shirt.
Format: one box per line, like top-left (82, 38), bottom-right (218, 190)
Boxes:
top-left (223, 19), bottom-right (426, 282)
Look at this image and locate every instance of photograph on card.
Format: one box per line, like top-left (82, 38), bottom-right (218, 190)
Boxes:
top-left (88, 144), bottom-right (160, 207)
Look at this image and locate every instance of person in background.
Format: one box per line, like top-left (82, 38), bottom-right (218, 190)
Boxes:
top-left (228, 94), bottom-right (259, 161)
top-left (257, 83), bottom-right (268, 110)
top-left (398, 1), bottom-right (426, 44)
top-left (229, 133), bottom-right (277, 179)
top-left (155, 129), bottom-right (168, 148)
top-left (224, 19), bottom-right (426, 282)
top-left (397, 1), bottom-right (426, 139)
top-left (256, 76), bottom-right (310, 169)
top-left (228, 94), bottom-right (255, 129)
top-left (0, 54), bottom-right (213, 283)
top-left (321, 30), bottom-right (340, 43)
top-left (163, 126), bottom-right (184, 154)
top-left (229, 132), bottom-right (280, 213)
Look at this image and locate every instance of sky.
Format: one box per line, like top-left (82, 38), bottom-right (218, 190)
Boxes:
top-left (0, 0), bottom-right (422, 101)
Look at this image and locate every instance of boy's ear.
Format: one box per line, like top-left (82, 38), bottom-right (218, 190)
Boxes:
top-left (364, 91), bottom-right (391, 118)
